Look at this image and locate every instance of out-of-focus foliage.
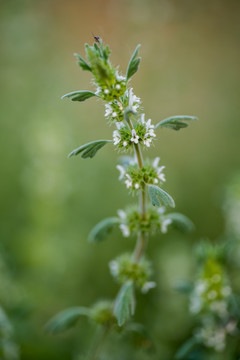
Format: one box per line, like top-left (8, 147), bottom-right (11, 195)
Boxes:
top-left (0, 0), bottom-right (240, 359)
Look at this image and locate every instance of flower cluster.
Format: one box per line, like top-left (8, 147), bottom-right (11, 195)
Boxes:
top-left (195, 318), bottom-right (237, 352)
top-left (85, 42), bottom-right (127, 102)
top-left (189, 253), bottom-right (238, 352)
top-left (90, 300), bottom-right (116, 327)
top-left (109, 253), bottom-right (155, 293)
top-left (117, 206), bottom-right (173, 238)
top-left (189, 258), bottom-right (232, 316)
top-left (112, 114), bottom-right (156, 150)
top-left (105, 88), bottom-right (141, 123)
top-left (117, 157), bottom-right (165, 191)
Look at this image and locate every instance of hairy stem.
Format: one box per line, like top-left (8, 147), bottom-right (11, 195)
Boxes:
top-left (88, 326), bottom-right (110, 360)
top-left (125, 116), bottom-right (148, 262)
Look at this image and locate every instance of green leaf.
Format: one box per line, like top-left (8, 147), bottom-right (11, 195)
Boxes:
top-left (114, 281), bottom-right (135, 326)
top-left (155, 115), bottom-right (198, 131)
top-left (126, 44), bottom-right (141, 81)
top-left (163, 213), bottom-right (194, 233)
top-left (68, 140), bottom-right (112, 159)
top-left (61, 90), bottom-right (97, 102)
top-left (74, 53), bottom-right (92, 72)
top-left (45, 307), bottom-right (90, 334)
top-left (175, 337), bottom-right (198, 359)
top-left (148, 185), bottom-right (175, 208)
top-left (88, 217), bottom-right (119, 242)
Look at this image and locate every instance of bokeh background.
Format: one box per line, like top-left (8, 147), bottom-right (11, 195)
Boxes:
top-left (1, 0), bottom-right (240, 359)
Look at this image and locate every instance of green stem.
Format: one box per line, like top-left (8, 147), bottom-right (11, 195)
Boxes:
top-left (125, 116), bottom-right (148, 262)
top-left (88, 326), bottom-right (110, 360)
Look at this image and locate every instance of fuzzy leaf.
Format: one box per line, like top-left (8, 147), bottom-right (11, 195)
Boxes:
top-left (175, 337), bottom-right (198, 359)
top-left (74, 53), bottom-right (92, 72)
top-left (45, 307), bottom-right (90, 334)
top-left (114, 281), bottom-right (135, 326)
top-left (62, 90), bottom-right (97, 102)
top-left (148, 185), bottom-right (175, 208)
top-left (155, 116), bottom-right (198, 131)
top-left (126, 44), bottom-right (141, 81)
top-left (68, 140), bottom-right (112, 159)
top-left (163, 213), bottom-right (194, 233)
top-left (88, 217), bottom-right (119, 242)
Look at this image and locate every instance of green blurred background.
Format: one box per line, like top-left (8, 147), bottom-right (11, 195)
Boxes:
top-left (0, 0), bottom-right (240, 359)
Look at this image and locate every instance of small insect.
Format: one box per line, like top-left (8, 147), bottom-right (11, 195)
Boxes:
top-left (92, 33), bottom-right (101, 43)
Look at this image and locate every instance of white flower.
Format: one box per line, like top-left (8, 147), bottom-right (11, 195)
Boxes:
top-left (146, 118), bottom-right (154, 130)
top-left (141, 281), bottom-right (156, 294)
top-left (189, 296), bottom-right (202, 313)
top-left (125, 174), bottom-right (132, 188)
top-left (95, 86), bottom-right (101, 96)
top-left (104, 89), bottom-right (109, 94)
top-left (148, 128), bottom-right (156, 137)
top-left (207, 290), bottom-right (217, 300)
top-left (161, 218), bottom-right (172, 233)
top-left (222, 286), bottom-right (231, 297)
top-left (109, 260), bottom-right (119, 276)
top-left (116, 165), bottom-right (125, 180)
top-left (105, 103), bottom-right (113, 117)
top-left (119, 224), bottom-right (130, 237)
top-left (128, 88), bottom-right (140, 111)
top-left (158, 206), bottom-right (166, 214)
top-left (210, 300), bottom-right (228, 316)
top-left (113, 130), bottom-right (121, 145)
top-left (115, 70), bottom-right (126, 81)
top-left (123, 141), bottom-right (128, 147)
top-left (112, 112), bottom-right (117, 118)
top-left (156, 165), bottom-right (166, 182)
top-left (143, 138), bottom-right (152, 147)
top-left (117, 209), bottom-right (126, 219)
top-left (154, 178), bottom-right (158, 184)
top-left (116, 121), bottom-right (125, 130)
top-left (135, 183), bottom-right (140, 189)
top-left (116, 84), bottom-right (121, 90)
top-left (130, 129), bottom-right (139, 144)
top-left (195, 280), bottom-right (208, 295)
top-left (153, 157), bottom-right (160, 168)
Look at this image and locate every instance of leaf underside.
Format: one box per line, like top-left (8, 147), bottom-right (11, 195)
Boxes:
top-left (148, 185), bottom-right (175, 208)
top-left (155, 115), bottom-right (198, 131)
top-left (62, 90), bottom-right (97, 102)
top-left (114, 281), bottom-right (135, 326)
top-left (68, 140), bottom-right (112, 159)
top-left (163, 213), bottom-right (194, 233)
top-left (45, 307), bottom-right (90, 334)
top-left (88, 217), bottom-right (119, 242)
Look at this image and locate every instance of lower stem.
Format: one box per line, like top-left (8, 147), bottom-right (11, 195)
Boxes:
top-left (88, 326), bottom-right (110, 360)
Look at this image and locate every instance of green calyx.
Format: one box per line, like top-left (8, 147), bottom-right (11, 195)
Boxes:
top-left (109, 253), bottom-right (153, 289)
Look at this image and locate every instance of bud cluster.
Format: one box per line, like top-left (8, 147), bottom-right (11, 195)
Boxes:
top-left (117, 206), bottom-right (173, 237)
top-left (109, 253), bottom-right (155, 293)
top-left (117, 157), bottom-right (165, 191)
top-left (189, 254), bottom-right (238, 352)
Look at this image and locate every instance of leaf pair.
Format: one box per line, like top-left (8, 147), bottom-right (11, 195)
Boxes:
top-left (126, 44), bottom-right (141, 81)
top-left (45, 307), bottom-right (90, 334)
top-left (68, 140), bottom-right (112, 159)
top-left (155, 115), bottom-right (198, 131)
top-left (62, 90), bottom-right (97, 102)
